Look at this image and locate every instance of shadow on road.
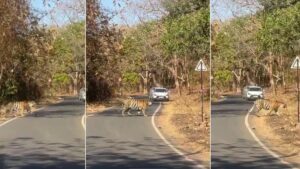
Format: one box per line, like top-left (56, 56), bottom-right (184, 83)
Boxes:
top-left (0, 137), bottom-right (84, 169)
top-left (86, 136), bottom-right (200, 169)
top-left (212, 141), bottom-right (294, 169)
top-left (27, 97), bottom-right (84, 118)
top-left (92, 103), bottom-right (161, 117)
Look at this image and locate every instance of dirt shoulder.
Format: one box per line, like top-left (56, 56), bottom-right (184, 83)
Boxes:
top-left (249, 92), bottom-right (300, 167)
top-left (156, 93), bottom-right (210, 168)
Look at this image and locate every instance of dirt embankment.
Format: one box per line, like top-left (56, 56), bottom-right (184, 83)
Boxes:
top-left (250, 91), bottom-right (300, 166)
top-left (157, 93), bottom-right (210, 167)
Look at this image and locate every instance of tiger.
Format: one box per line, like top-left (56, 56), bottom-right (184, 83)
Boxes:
top-left (11, 101), bottom-right (35, 117)
top-left (122, 96), bottom-right (152, 117)
top-left (254, 99), bottom-right (287, 117)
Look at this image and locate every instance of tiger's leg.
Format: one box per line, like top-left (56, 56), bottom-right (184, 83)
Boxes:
top-left (127, 108), bottom-right (133, 115)
top-left (27, 106), bottom-right (34, 116)
top-left (141, 109), bottom-right (147, 117)
top-left (11, 107), bottom-right (17, 117)
top-left (122, 108), bottom-right (129, 116)
top-left (255, 108), bottom-right (262, 117)
top-left (273, 108), bottom-right (280, 116)
top-left (19, 109), bottom-right (24, 117)
top-left (137, 110), bottom-right (141, 115)
top-left (268, 107), bottom-right (276, 116)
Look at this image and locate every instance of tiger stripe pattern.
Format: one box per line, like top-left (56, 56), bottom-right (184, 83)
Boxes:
top-left (11, 101), bottom-right (33, 117)
top-left (254, 99), bottom-right (287, 116)
top-left (122, 97), bottom-right (151, 116)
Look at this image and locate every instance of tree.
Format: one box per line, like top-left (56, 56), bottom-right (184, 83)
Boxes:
top-left (87, 0), bottom-right (123, 102)
top-left (162, 8), bottom-right (209, 94)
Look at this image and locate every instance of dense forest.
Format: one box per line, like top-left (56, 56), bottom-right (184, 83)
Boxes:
top-left (212, 0), bottom-right (300, 95)
top-left (87, 0), bottom-right (210, 102)
top-left (0, 0), bottom-right (85, 103)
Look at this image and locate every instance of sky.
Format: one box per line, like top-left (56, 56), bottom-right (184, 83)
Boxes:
top-left (101, 0), bottom-right (129, 25)
top-left (31, 0), bottom-right (260, 26)
top-left (101, 0), bottom-right (164, 26)
top-left (31, 0), bottom-right (55, 25)
top-left (30, 0), bottom-right (85, 27)
top-left (211, 0), bottom-right (261, 21)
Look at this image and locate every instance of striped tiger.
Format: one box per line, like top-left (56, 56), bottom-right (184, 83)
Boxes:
top-left (122, 97), bottom-right (152, 116)
top-left (254, 99), bottom-right (287, 117)
top-left (11, 101), bottom-right (35, 117)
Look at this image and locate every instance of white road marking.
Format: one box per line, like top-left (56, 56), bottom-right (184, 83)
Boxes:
top-left (0, 99), bottom-right (65, 128)
top-left (81, 114), bottom-right (86, 130)
top-left (245, 105), bottom-right (298, 169)
top-left (0, 107), bottom-right (45, 128)
top-left (0, 117), bottom-right (18, 127)
top-left (151, 103), bottom-right (206, 169)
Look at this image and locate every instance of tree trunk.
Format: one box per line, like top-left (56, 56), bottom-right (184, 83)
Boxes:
top-left (174, 54), bottom-right (181, 95)
top-left (74, 72), bottom-right (78, 95)
top-left (143, 69), bottom-right (149, 94)
top-left (267, 54), bottom-right (276, 95)
top-left (246, 71), bottom-right (255, 86)
top-left (152, 73), bottom-right (161, 87)
top-left (232, 69), bottom-right (242, 93)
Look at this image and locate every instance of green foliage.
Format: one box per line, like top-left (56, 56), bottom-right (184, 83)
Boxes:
top-left (53, 73), bottom-right (71, 85)
top-left (213, 1), bottom-right (300, 93)
top-left (50, 21), bottom-right (85, 94)
top-left (162, 0), bottom-right (209, 17)
top-left (2, 79), bottom-right (18, 97)
top-left (257, 2), bottom-right (300, 56)
top-left (258, 0), bottom-right (299, 11)
top-left (123, 72), bottom-right (139, 86)
top-left (162, 8), bottom-right (209, 58)
top-left (214, 31), bottom-right (236, 69)
top-left (88, 0), bottom-right (209, 101)
top-left (214, 70), bottom-right (233, 88)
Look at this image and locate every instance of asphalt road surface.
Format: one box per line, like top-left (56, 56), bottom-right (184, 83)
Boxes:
top-left (0, 97), bottom-right (85, 169)
top-left (87, 102), bottom-right (203, 169)
top-left (211, 95), bottom-right (292, 169)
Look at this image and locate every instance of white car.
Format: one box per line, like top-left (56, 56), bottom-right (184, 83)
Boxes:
top-left (79, 88), bottom-right (86, 101)
top-left (242, 86), bottom-right (264, 100)
top-left (149, 87), bottom-right (169, 101)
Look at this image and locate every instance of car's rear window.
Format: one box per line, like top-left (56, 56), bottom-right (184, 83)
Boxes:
top-left (155, 89), bottom-right (167, 92)
top-left (248, 87), bottom-right (262, 91)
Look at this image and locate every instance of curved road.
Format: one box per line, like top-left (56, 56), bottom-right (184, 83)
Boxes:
top-left (87, 102), bottom-right (203, 169)
top-left (211, 95), bottom-right (292, 169)
top-left (0, 97), bottom-right (85, 169)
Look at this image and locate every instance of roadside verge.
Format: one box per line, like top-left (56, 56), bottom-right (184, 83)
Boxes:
top-left (245, 105), bottom-right (299, 169)
top-left (152, 103), bottom-right (207, 169)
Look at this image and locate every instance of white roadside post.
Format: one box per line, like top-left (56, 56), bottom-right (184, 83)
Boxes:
top-left (291, 56), bottom-right (300, 123)
top-left (195, 59), bottom-right (207, 122)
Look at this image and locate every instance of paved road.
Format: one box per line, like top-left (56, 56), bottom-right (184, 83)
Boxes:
top-left (0, 97), bottom-right (85, 169)
top-left (211, 95), bottom-right (292, 169)
top-left (87, 102), bottom-right (203, 169)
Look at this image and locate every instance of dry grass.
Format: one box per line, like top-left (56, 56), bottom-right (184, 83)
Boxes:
top-left (250, 90), bottom-right (300, 165)
top-left (157, 93), bottom-right (210, 166)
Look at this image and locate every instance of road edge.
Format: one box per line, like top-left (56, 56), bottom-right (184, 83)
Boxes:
top-left (245, 105), bottom-right (298, 169)
top-left (0, 97), bottom-right (64, 128)
top-left (0, 106), bottom-right (46, 127)
top-left (151, 103), bottom-right (207, 169)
